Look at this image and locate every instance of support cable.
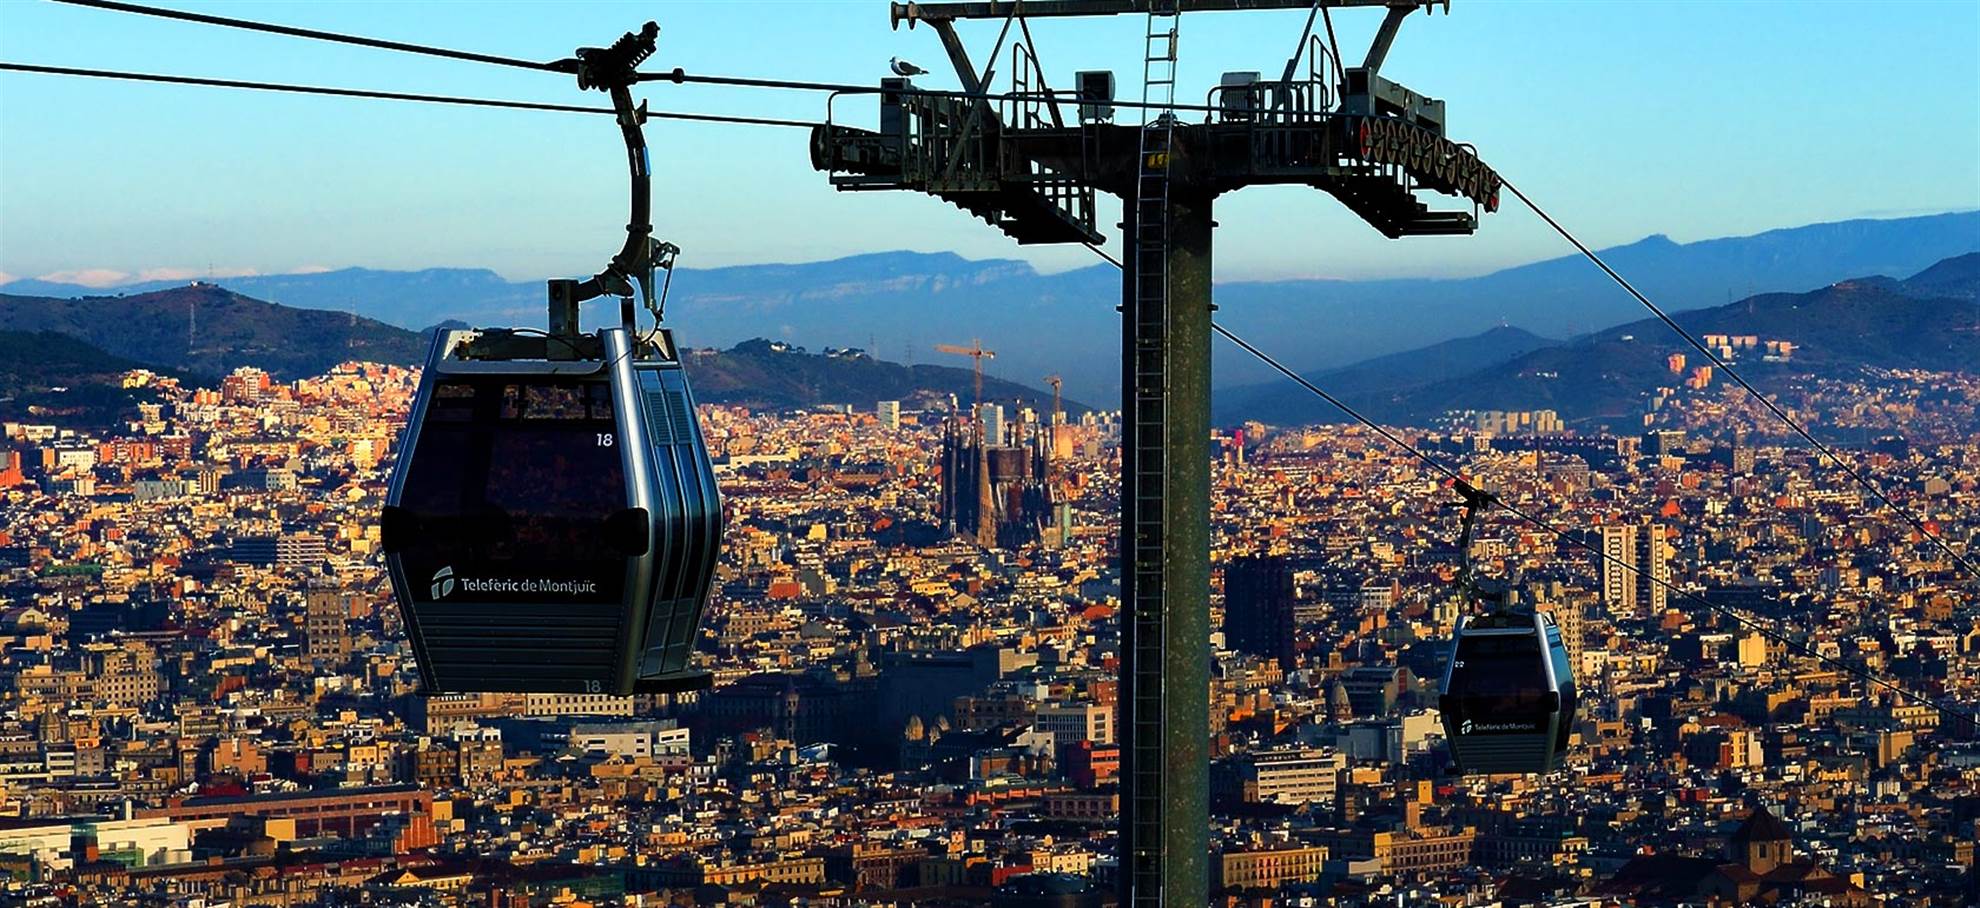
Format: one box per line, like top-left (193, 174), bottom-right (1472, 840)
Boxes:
top-left (648, 68), bottom-right (1257, 117)
top-left (1212, 322), bottom-right (1464, 485)
top-left (1079, 240), bottom-right (1975, 729)
top-left (1211, 319), bottom-right (1979, 730)
top-left (1501, 179), bottom-right (1980, 582)
top-left (52, 0), bottom-right (568, 73)
top-left (0, 62), bottom-right (818, 128)
top-left (37, 0), bottom-right (1320, 119)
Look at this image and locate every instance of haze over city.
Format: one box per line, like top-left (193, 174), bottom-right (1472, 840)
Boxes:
top-left (2, 1), bottom-right (1976, 283)
top-left (0, 1), bottom-right (1975, 906)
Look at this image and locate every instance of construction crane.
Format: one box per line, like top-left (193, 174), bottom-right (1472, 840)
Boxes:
top-left (936, 339), bottom-right (998, 548)
top-left (1039, 374), bottom-right (1073, 549)
top-left (934, 339), bottom-right (996, 411)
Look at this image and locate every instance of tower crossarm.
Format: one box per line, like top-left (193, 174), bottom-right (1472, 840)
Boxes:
top-left (892, 0), bottom-right (1439, 26)
top-left (813, 104), bottom-right (1103, 245)
top-left (925, 113), bottom-right (1499, 237)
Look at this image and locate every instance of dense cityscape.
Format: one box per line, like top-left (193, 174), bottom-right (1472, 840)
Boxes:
top-left (2, 0), bottom-right (1974, 900)
top-left (0, 343), bottom-right (1973, 907)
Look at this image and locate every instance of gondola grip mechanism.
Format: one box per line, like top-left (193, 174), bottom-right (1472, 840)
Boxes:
top-left (544, 23), bottom-right (667, 344)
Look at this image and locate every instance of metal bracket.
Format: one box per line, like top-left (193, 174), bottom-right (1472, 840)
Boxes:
top-left (543, 22), bottom-right (672, 347)
top-left (1452, 477), bottom-right (1508, 612)
top-left (648, 240), bottom-right (681, 324)
top-left (1360, 4), bottom-right (1414, 75)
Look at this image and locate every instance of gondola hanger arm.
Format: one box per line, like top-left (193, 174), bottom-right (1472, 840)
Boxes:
top-left (1450, 476), bottom-right (1502, 612)
top-left (545, 22), bottom-right (673, 346)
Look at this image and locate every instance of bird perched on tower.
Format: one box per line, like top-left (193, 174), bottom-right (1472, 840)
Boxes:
top-left (889, 56), bottom-right (929, 77)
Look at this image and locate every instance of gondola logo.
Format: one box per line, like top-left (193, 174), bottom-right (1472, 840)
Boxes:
top-left (1465, 720), bottom-right (1539, 734)
top-left (430, 566), bottom-right (456, 599)
top-left (425, 569), bottom-right (601, 599)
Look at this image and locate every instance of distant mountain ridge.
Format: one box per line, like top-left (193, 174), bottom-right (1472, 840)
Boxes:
top-left (0, 286), bottom-right (1076, 419)
top-left (5, 253), bottom-right (1972, 431)
top-left (686, 339), bottom-right (1085, 414)
top-left (8, 211), bottom-right (1973, 400)
top-left (1219, 253), bottom-right (1980, 429)
top-left (0, 284), bottom-right (424, 380)
top-left (1217, 324), bottom-right (1560, 422)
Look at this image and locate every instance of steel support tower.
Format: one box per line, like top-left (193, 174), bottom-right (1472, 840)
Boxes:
top-left (811, 2), bottom-right (1501, 903)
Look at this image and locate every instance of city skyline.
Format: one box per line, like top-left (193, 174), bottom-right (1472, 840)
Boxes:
top-left (2, 347), bottom-right (1973, 902)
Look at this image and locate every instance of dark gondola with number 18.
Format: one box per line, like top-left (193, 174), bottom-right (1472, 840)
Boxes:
top-left (381, 326), bottom-right (719, 696)
top-left (379, 21), bottom-right (721, 697)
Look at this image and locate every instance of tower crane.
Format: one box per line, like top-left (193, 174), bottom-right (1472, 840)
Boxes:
top-left (934, 339), bottom-right (996, 412)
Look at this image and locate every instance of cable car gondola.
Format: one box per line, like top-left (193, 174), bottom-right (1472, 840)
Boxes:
top-left (1440, 609), bottom-right (1576, 774)
top-left (380, 23), bottom-right (721, 696)
top-left (382, 325), bottom-right (719, 695)
top-left (1437, 482), bottom-right (1577, 774)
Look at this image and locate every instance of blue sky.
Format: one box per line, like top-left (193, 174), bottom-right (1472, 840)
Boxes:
top-left (1, 0), bottom-right (1975, 287)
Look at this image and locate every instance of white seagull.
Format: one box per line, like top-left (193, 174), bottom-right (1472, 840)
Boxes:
top-left (890, 57), bottom-right (929, 77)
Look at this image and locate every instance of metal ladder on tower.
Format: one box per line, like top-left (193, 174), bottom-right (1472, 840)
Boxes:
top-left (1126, 0), bottom-right (1180, 903)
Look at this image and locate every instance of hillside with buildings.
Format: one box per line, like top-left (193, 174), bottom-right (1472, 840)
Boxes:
top-left (1223, 253), bottom-right (1980, 431)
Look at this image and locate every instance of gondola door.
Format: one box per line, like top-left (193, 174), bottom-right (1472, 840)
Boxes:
top-left (627, 333), bottom-right (721, 683)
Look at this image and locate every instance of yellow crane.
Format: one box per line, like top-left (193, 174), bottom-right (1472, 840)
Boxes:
top-left (934, 339), bottom-right (996, 410)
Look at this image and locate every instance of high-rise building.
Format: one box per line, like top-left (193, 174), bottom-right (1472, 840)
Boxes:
top-left (1538, 595), bottom-right (1587, 670)
top-left (275, 533), bottom-right (327, 569)
top-left (1645, 429), bottom-right (1687, 457)
top-left (1340, 665), bottom-right (1409, 717)
top-left (1596, 525), bottom-right (1639, 613)
top-left (1211, 747), bottom-right (1346, 806)
top-left (305, 588), bottom-right (351, 662)
top-left (1636, 524), bottom-right (1668, 613)
top-left (1726, 428), bottom-right (1755, 474)
top-left (979, 404), bottom-right (1006, 447)
top-left (1035, 701), bottom-right (1115, 749)
top-left (876, 400), bottom-right (901, 430)
top-left (1594, 523), bottom-right (1667, 615)
top-left (1356, 581), bottom-right (1396, 612)
top-left (1223, 555), bottom-right (1296, 670)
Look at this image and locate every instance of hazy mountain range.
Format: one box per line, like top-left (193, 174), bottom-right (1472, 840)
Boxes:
top-left (6, 211), bottom-right (1974, 401)
top-left (4, 252), bottom-right (1972, 435)
top-left (0, 285), bottom-right (1079, 425)
top-left (687, 339), bottom-right (1085, 415)
top-left (1, 212), bottom-right (1973, 432)
top-left (1221, 253), bottom-right (1980, 430)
